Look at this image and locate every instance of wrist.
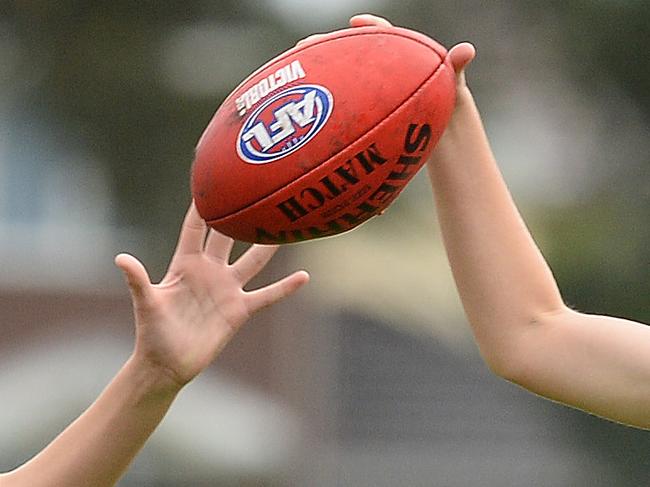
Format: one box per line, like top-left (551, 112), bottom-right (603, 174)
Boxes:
top-left (431, 86), bottom-right (479, 151)
top-left (124, 353), bottom-right (185, 400)
top-left (427, 84), bottom-right (493, 175)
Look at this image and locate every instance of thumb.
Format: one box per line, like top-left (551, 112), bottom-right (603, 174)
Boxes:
top-left (447, 42), bottom-right (476, 85)
top-left (115, 253), bottom-right (152, 303)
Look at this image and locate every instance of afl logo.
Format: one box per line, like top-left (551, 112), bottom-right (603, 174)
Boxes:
top-left (237, 84), bottom-right (333, 164)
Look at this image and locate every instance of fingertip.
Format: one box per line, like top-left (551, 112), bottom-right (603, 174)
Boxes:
top-left (114, 253), bottom-right (152, 299)
top-left (448, 42), bottom-right (476, 74)
top-left (296, 34), bottom-right (323, 48)
top-left (349, 13), bottom-right (393, 28)
top-left (458, 41), bottom-right (477, 59)
top-left (114, 252), bottom-right (132, 270)
top-left (283, 270), bottom-right (311, 298)
top-left (114, 252), bottom-right (147, 276)
top-left (349, 14), bottom-right (365, 27)
top-left (282, 270), bottom-right (310, 296)
top-left (295, 270), bottom-right (310, 286)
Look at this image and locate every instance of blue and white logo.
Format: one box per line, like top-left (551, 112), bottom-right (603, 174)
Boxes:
top-left (237, 84), bottom-right (334, 165)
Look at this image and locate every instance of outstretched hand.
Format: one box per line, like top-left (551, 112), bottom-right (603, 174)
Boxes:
top-left (115, 203), bottom-right (309, 390)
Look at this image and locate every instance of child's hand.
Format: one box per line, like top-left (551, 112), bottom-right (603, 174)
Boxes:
top-left (348, 14), bottom-right (476, 96)
top-left (296, 14), bottom-right (475, 98)
top-left (115, 202), bottom-right (309, 390)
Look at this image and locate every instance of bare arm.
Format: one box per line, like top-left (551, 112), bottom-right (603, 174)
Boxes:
top-left (352, 14), bottom-right (650, 428)
top-left (1, 358), bottom-right (179, 487)
top-left (428, 72), bottom-right (650, 428)
top-left (0, 203), bottom-right (308, 486)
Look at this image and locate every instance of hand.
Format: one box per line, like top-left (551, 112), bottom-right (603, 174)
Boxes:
top-left (115, 202), bottom-right (309, 390)
top-left (348, 14), bottom-right (476, 94)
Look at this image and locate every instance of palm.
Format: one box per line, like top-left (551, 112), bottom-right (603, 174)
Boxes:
top-left (115, 203), bottom-right (309, 387)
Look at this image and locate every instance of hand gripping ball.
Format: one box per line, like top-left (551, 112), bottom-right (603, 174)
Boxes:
top-left (191, 26), bottom-right (456, 243)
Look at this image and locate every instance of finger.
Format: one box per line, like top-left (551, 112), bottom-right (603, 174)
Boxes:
top-left (298, 14), bottom-right (392, 48)
top-left (296, 33), bottom-right (326, 48)
top-left (232, 244), bottom-right (280, 285)
top-left (349, 14), bottom-right (393, 28)
top-left (246, 270), bottom-right (310, 314)
top-left (204, 229), bottom-right (234, 263)
top-left (448, 42), bottom-right (476, 76)
top-left (174, 201), bottom-right (208, 256)
top-left (115, 253), bottom-right (153, 303)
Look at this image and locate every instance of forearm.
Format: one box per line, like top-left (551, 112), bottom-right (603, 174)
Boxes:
top-left (4, 355), bottom-right (180, 487)
top-left (427, 87), bottom-right (566, 371)
top-left (426, 87), bottom-right (650, 427)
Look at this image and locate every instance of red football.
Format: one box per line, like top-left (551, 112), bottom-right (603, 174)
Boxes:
top-left (191, 25), bottom-right (456, 244)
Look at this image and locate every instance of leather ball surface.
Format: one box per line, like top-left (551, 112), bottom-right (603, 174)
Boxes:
top-left (192, 26), bottom-right (456, 243)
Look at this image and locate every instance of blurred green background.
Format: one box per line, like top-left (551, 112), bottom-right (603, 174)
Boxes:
top-left (1, 1), bottom-right (648, 486)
